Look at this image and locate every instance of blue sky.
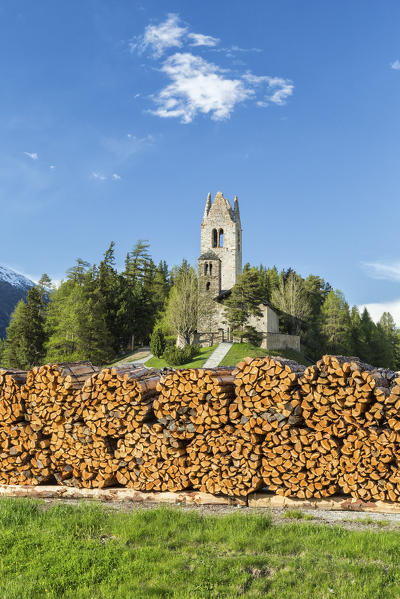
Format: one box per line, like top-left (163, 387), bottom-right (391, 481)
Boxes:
top-left (1, 1), bottom-right (400, 321)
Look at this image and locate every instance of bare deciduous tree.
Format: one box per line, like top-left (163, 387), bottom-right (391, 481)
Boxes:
top-left (271, 272), bottom-right (311, 334)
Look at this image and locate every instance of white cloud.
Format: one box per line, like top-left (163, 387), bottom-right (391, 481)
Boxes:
top-left (112, 173), bottom-right (121, 180)
top-left (91, 171), bottom-right (107, 181)
top-left (49, 165), bottom-right (56, 169)
top-left (132, 14), bottom-right (294, 123)
top-left (391, 59), bottom-right (400, 70)
top-left (362, 261), bottom-right (400, 281)
top-left (188, 32), bottom-right (219, 47)
top-left (133, 13), bottom-right (187, 57)
top-left (152, 53), bottom-right (253, 123)
top-left (24, 152), bottom-right (38, 160)
top-left (358, 300), bottom-right (400, 327)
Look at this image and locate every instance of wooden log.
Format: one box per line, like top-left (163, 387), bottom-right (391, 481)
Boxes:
top-left (383, 375), bottom-right (400, 434)
top-left (22, 362), bottom-right (99, 434)
top-left (186, 425), bottom-right (263, 497)
top-left (229, 356), bottom-right (305, 434)
top-left (300, 356), bottom-right (394, 437)
top-left (81, 366), bottom-right (162, 438)
top-left (0, 421), bottom-right (52, 485)
top-left (154, 367), bottom-right (235, 439)
top-left (0, 368), bottom-right (27, 423)
top-left (263, 426), bottom-right (340, 499)
top-left (338, 428), bottom-right (400, 502)
top-left (261, 427), bottom-right (340, 499)
top-left (50, 422), bottom-right (116, 488)
top-left (115, 423), bottom-right (190, 491)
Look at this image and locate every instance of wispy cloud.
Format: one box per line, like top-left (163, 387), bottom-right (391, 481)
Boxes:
top-left (391, 59), bottom-right (400, 70)
top-left (104, 133), bottom-right (155, 162)
top-left (132, 14), bottom-right (294, 123)
top-left (91, 171), bottom-right (107, 181)
top-left (24, 151), bottom-right (38, 160)
top-left (188, 32), bottom-right (219, 47)
top-left (112, 173), bottom-right (121, 180)
top-left (362, 261), bottom-right (400, 281)
top-left (49, 165), bottom-right (56, 169)
top-left (131, 13), bottom-right (187, 57)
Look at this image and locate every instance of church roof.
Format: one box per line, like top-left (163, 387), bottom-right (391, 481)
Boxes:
top-left (198, 250), bottom-right (220, 261)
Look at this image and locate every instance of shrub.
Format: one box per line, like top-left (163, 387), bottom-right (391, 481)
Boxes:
top-left (150, 329), bottom-right (166, 358)
top-left (162, 344), bottom-right (199, 366)
top-left (164, 335), bottom-right (177, 349)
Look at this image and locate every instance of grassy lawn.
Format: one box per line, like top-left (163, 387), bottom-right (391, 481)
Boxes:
top-left (1, 499), bottom-right (400, 598)
top-left (219, 343), bottom-right (313, 367)
top-left (145, 345), bottom-right (218, 369)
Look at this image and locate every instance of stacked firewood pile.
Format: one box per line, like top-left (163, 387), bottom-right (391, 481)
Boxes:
top-left (115, 423), bottom-right (189, 491)
top-left (1, 353), bottom-right (400, 502)
top-left (22, 362), bottom-right (100, 434)
top-left (0, 369), bottom-right (51, 485)
top-left (154, 368), bottom-right (235, 439)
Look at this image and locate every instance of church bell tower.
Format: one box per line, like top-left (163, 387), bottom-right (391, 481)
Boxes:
top-left (198, 191), bottom-right (242, 294)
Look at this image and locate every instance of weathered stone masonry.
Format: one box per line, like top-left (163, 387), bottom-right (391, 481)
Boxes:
top-left (197, 191), bottom-right (300, 351)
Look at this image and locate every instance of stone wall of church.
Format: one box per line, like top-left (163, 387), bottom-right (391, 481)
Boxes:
top-left (200, 192), bottom-right (242, 291)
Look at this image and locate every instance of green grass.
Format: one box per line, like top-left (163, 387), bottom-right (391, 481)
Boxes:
top-left (219, 343), bottom-right (313, 367)
top-left (344, 516), bottom-right (390, 527)
top-left (1, 500), bottom-right (400, 598)
top-left (282, 509), bottom-right (314, 521)
top-left (145, 345), bottom-right (218, 369)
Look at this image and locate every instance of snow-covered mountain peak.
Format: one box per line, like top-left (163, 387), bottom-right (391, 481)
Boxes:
top-left (0, 265), bottom-right (34, 289)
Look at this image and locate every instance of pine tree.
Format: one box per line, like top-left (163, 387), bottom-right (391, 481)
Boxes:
top-left (320, 289), bottom-right (351, 354)
top-left (45, 280), bottom-right (89, 362)
top-left (45, 268), bottom-right (113, 365)
top-left (377, 312), bottom-right (398, 368)
top-left (0, 338), bottom-right (5, 366)
top-left (150, 328), bottom-right (166, 357)
top-left (98, 242), bottom-right (123, 354)
top-left (224, 269), bottom-right (263, 342)
top-left (2, 287), bottom-right (46, 369)
top-left (302, 275), bottom-right (331, 358)
top-left (349, 306), bottom-right (362, 357)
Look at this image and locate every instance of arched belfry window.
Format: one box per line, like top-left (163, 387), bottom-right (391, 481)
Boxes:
top-left (218, 229), bottom-right (224, 247)
top-left (212, 229), bottom-right (218, 247)
top-left (209, 263), bottom-right (213, 276)
top-left (204, 263), bottom-right (208, 275)
top-left (206, 282), bottom-right (211, 291)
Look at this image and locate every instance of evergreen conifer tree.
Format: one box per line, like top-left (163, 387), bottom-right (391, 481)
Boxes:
top-left (150, 328), bottom-right (166, 357)
top-left (3, 286), bottom-right (46, 369)
top-left (320, 289), bottom-right (351, 354)
top-left (224, 269), bottom-right (263, 342)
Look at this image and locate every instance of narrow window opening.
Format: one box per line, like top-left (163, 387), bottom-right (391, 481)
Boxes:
top-left (237, 231), bottom-right (241, 251)
top-left (212, 229), bottom-right (218, 248)
top-left (209, 263), bottom-right (213, 276)
top-left (204, 263), bottom-right (208, 275)
top-left (218, 229), bottom-right (224, 247)
top-left (206, 282), bottom-right (211, 291)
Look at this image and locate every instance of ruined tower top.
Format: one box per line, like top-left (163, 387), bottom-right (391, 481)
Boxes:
top-left (199, 191), bottom-right (242, 292)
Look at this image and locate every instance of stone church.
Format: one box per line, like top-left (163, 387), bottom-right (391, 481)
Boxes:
top-left (196, 191), bottom-right (300, 351)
